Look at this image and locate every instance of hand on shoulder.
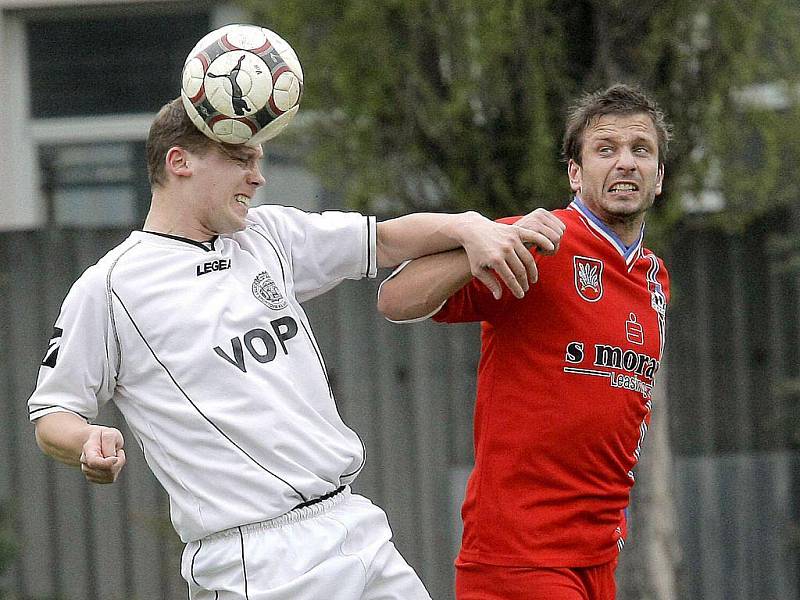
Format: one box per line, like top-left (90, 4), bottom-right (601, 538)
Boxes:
top-left (514, 208), bottom-right (566, 256)
top-left (457, 210), bottom-right (563, 300)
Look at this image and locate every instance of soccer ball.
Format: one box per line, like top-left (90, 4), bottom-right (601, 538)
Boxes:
top-left (181, 24), bottom-right (303, 146)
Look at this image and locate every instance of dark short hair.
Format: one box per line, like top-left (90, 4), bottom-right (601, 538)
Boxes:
top-left (146, 98), bottom-right (216, 187)
top-left (562, 84), bottom-right (672, 166)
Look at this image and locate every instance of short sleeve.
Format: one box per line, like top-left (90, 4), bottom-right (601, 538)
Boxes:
top-left (433, 276), bottom-right (509, 324)
top-left (247, 205), bottom-right (377, 303)
top-left (435, 252), bottom-right (544, 325)
top-left (28, 270), bottom-right (116, 422)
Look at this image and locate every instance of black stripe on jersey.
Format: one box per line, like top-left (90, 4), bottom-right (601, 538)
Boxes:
top-left (188, 539), bottom-right (218, 598)
top-left (28, 405), bottom-right (91, 421)
top-left (190, 540), bottom-right (203, 586)
top-left (341, 435), bottom-right (366, 480)
top-left (107, 242), bottom-right (142, 374)
top-left (249, 225), bottom-right (287, 288)
top-left (238, 527), bottom-right (250, 600)
top-left (111, 289), bottom-right (308, 503)
top-left (296, 316), bottom-right (335, 399)
top-left (366, 216), bottom-right (372, 277)
top-left (41, 326), bottom-right (63, 367)
top-left (141, 231), bottom-right (218, 252)
top-left (249, 220), bottom-right (366, 475)
top-left (250, 225), bottom-right (335, 397)
top-left (249, 216), bottom-right (368, 481)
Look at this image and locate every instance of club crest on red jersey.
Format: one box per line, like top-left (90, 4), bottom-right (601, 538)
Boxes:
top-left (252, 271), bottom-right (288, 310)
top-left (574, 256), bottom-right (604, 302)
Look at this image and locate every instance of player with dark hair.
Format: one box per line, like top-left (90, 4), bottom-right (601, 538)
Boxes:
top-left (378, 83), bottom-right (672, 600)
top-left (28, 97), bottom-right (562, 600)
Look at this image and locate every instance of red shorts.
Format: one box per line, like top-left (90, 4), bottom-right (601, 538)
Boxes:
top-left (455, 559), bottom-right (618, 600)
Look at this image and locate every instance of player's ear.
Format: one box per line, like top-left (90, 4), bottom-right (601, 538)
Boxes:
top-left (654, 162), bottom-right (664, 196)
top-left (165, 147), bottom-right (193, 178)
top-left (567, 159), bottom-right (582, 193)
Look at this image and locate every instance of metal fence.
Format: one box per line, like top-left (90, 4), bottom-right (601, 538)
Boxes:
top-left (0, 216), bottom-right (798, 599)
top-left (665, 211), bottom-right (800, 600)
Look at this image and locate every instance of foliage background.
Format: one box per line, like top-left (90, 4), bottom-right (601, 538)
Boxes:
top-left (247, 0), bottom-right (800, 254)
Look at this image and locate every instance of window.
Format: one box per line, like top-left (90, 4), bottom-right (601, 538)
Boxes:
top-left (4, 7), bottom-right (321, 231)
top-left (39, 142), bottom-right (150, 227)
top-left (21, 9), bottom-right (209, 228)
top-left (27, 12), bottom-right (209, 118)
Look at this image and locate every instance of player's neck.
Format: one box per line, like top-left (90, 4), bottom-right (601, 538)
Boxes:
top-left (574, 197), bottom-right (645, 248)
top-left (604, 216), bottom-right (645, 247)
top-left (144, 195), bottom-right (215, 243)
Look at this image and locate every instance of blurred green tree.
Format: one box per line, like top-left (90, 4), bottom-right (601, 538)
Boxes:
top-left (246, 0), bottom-right (800, 247)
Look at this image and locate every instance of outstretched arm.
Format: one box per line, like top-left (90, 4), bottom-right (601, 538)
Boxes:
top-left (35, 412), bottom-right (126, 484)
top-left (376, 210), bottom-right (561, 300)
top-left (378, 209), bottom-right (565, 321)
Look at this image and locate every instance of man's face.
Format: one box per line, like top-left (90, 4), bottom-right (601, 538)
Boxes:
top-left (188, 142), bottom-right (266, 235)
top-left (568, 112), bottom-right (664, 232)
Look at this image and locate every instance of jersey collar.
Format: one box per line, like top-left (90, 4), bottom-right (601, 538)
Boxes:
top-left (568, 196), bottom-right (644, 268)
top-left (140, 230), bottom-right (218, 252)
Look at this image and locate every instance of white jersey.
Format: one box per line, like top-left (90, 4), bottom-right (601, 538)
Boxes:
top-left (28, 205), bottom-right (378, 542)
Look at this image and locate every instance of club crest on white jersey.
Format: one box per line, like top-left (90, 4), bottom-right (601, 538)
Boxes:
top-left (252, 271), bottom-right (288, 310)
top-left (574, 256), bottom-right (604, 302)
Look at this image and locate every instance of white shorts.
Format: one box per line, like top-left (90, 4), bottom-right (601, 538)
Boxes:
top-left (181, 487), bottom-right (431, 600)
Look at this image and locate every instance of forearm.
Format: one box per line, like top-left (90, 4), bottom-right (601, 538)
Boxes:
top-left (377, 208), bottom-right (562, 311)
top-left (378, 248), bottom-right (472, 321)
top-left (376, 211), bottom-right (485, 268)
top-left (34, 412), bottom-right (95, 467)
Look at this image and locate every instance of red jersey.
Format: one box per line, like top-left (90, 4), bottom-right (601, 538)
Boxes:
top-left (435, 199), bottom-right (670, 568)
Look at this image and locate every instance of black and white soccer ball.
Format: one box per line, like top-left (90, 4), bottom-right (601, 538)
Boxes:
top-left (181, 24), bottom-right (304, 146)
